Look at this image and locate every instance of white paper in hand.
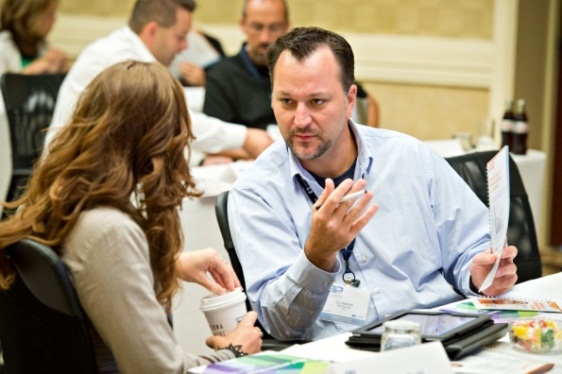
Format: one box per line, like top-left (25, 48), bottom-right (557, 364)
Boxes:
top-left (479, 146), bottom-right (510, 292)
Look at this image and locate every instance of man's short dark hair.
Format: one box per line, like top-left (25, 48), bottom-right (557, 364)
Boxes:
top-left (266, 27), bottom-right (355, 92)
top-left (128, 0), bottom-right (196, 34)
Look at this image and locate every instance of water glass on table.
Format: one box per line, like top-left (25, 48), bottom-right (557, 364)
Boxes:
top-left (381, 320), bottom-right (421, 351)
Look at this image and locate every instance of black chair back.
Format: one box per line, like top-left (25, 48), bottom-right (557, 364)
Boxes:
top-left (215, 191), bottom-right (309, 348)
top-left (0, 73), bottom-right (66, 203)
top-left (0, 239), bottom-right (98, 373)
top-left (446, 150), bottom-right (542, 283)
top-left (215, 191), bottom-right (248, 302)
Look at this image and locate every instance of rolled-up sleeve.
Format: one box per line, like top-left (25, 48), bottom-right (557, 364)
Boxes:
top-left (228, 186), bottom-right (339, 340)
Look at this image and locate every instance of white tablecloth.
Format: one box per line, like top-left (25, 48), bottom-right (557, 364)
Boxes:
top-left (280, 273), bottom-right (562, 372)
top-left (510, 149), bottom-right (546, 236)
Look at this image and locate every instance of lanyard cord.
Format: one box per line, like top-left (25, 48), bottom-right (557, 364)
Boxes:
top-left (296, 175), bottom-right (360, 287)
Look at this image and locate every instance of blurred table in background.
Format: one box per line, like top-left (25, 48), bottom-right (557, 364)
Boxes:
top-left (509, 149), bottom-right (547, 236)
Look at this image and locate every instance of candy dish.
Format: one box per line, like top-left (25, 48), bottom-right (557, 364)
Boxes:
top-left (509, 319), bottom-right (562, 353)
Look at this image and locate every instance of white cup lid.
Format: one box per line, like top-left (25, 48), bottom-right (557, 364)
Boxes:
top-left (200, 287), bottom-right (246, 311)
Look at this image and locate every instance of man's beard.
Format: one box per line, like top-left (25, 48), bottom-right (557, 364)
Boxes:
top-left (286, 130), bottom-right (332, 160)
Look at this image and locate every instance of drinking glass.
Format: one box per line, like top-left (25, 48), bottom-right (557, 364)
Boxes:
top-left (380, 320), bottom-right (421, 352)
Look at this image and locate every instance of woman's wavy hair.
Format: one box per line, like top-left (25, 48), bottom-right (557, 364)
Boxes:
top-left (0, 60), bottom-right (201, 311)
top-left (0, 0), bottom-right (53, 58)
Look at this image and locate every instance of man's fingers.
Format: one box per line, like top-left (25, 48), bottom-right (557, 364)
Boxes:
top-left (351, 202), bottom-right (379, 233)
top-left (501, 245), bottom-right (518, 260)
top-left (472, 252), bottom-right (497, 266)
top-left (496, 260), bottom-right (517, 278)
top-left (486, 273), bottom-right (518, 295)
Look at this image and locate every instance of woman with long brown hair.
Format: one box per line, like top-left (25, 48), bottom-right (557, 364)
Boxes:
top-left (0, 60), bottom-right (261, 372)
top-left (0, 0), bottom-right (68, 75)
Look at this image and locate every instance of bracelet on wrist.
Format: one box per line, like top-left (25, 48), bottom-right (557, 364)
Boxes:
top-left (222, 343), bottom-right (247, 358)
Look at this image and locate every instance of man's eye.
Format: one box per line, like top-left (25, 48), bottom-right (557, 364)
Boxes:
top-left (311, 99), bottom-right (325, 105)
top-left (280, 99), bottom-right (293, 105)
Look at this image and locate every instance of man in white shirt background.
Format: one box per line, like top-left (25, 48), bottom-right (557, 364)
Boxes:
top-left (46, 0), bottom-right (273, 166)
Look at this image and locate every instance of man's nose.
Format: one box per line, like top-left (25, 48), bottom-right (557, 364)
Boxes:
top-left (294, 103), bottom-right (312, 127)
top-left (258, 28), bottom-right (275, 43)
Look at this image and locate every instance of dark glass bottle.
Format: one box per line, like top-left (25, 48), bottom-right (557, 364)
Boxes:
top-left (512, 99), bottom-right (528, 155)
top-left (500, 99), bottom-right (514, 150)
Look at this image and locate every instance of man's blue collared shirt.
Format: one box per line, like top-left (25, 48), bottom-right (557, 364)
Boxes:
top-left (228, 123), bottom-right (490, 340)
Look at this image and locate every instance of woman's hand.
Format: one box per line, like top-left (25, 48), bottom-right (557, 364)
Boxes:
top-left (22, 48), bottom-right (68, 74)
top-left (175, 248), bottom-right (241, 295)
top-left (206, 311), bottom-right (263, 355)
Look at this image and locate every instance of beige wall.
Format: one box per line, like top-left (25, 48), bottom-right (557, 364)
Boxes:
top-left (57, 1), bottom-right (133, 16)
top-left (366, 83), bottom-right (489, 140)
top-left (55, 0), bottom-right (493, 39)
top-left (197, 0), bottom-right (493, 141)
top-left (42, 0), bottom-right (495, 142)
top-left (0, 0), bottom-right (494, 142)
top-left (196, 0), bottom-right (493, 39)
top-left (0, 0), bottom-right (503, 149)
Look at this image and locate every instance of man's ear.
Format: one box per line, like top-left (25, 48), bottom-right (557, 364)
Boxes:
top-left (138, 21), bottom-right (159, 46)
top-left (346, 84), bottom-right (358, 120)
top-left (239, 16), bottom-right (247, 33)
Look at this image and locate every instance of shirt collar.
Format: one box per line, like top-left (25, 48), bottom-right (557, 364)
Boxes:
top-left (349, 120), bottom-right (374, 177)
top-left (239, 43), bottom-right (270, 85)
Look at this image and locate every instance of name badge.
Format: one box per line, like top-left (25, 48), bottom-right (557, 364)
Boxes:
top-left (319, 284), bottom-right (370, 325)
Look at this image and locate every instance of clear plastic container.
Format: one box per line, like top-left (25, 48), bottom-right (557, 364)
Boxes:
top-left (380, 320), bottom-right (421, 352)
top-left (509, 319), bottom-right (562, 353)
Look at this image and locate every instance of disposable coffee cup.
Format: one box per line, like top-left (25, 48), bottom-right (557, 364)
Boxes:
top-left (200, 288), bottom-right (247, 336)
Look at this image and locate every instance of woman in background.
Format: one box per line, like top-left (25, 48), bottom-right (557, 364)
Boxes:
top-left (0, 0), bottom-right (68, 75)
top-left (0, 61), bottom-right (262, 373)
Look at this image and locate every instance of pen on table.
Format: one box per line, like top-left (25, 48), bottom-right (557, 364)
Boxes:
top-left (527, 363), bottom-right (554, 374)
top-left (315, 190), bottom-right (369, 210)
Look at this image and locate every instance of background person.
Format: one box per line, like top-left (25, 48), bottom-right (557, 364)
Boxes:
top-left (203, 0), bottom-right (289, 130)
top-left (170, 27), bottom-right (226, 87)
top-left (0, 61), bottom-right (262, 372)
top-left (45, 0), bottom-right (272, 166)
top-left (227, 27), bottom-right (518, 341)
top-left (203, 0), bottom-right (379, 130)
top-left (354, 83), bottom-right (380, 128)
top-left (0, 0), bottom-right (68, 76)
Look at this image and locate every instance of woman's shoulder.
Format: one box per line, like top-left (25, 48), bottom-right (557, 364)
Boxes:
top-left (77, 207), bottom-right (138, 230)
top-left (64, 207), bottom-right (146, 257)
